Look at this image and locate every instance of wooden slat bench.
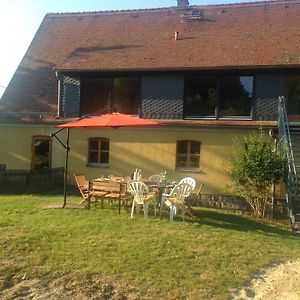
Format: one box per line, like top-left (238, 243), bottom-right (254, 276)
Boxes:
top-left (92, 180), bottom-right (131, 214)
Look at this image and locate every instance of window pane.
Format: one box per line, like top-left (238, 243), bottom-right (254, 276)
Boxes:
top-left (176, 155), bottom-right (187, 168)
top-left (190, 155), bottom-right (200, 168)
top-left (177, 141), bottom-right (188, 154)
top-left (101, 152), bottom-right (109, 164)
top-left (82, 78), bottom-right (111, 116)
top-left (112, 78), bottom-right (140, 114)
top-left (190, 142), bottom-right (200, 154)
top-left (287, 76), bottom-right (300, 115)
top-left (89, 152), bottom-right (98, 163)
top-left (185, 77), bottom-right (217, 117)
top-left (89, 139), bottom-right (99, 151)
top-left (101, 138), bottom-right (109, 151)
top-left (219, 76), bottom-right (252, 116)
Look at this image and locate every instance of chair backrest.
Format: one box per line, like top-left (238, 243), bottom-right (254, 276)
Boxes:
top-left (169, 182), bottom-right (193, 204)
top-left (74, 173), bottom-right (90, 199)
top-left (148, 174), bottom-right (162, 183)
top-left (179, 177), bottom-right (196, 197)
top-left (127, 180), bottom-right (149, 204)
top-left (132, 168), bottom-right (142, 180)
top-left (92, 180), bottom-right (122, 193)
top-left (196, 183), bottom-right (203, 197)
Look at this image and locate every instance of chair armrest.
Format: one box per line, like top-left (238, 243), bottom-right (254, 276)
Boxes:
top-left (162, 192), bottom-right (172, 197)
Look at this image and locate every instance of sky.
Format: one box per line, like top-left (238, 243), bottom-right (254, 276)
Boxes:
top-left (0, 0), bottom-right (260, 97)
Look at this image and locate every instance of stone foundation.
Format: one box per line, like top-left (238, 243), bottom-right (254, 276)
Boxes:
top-left (186, 193), bottom-right (287, 219)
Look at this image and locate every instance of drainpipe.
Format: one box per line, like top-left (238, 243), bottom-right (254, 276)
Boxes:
top-left (56, 71), bottom-right (62, 118)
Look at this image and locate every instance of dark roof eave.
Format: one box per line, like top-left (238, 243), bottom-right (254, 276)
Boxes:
top-left (54, 64), bottom-right (300, 74)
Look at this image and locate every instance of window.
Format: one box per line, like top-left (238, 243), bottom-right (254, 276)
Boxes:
top-left (112, 78), bottom-right (140, 114)
top-left (185, 77), bottom-right (217, 117)
top-left (81, 78), bottom-right (111, 116)
top-left (81, 77), bottom-right (140, 116)
top-left (31, 136), bottom-right (51, 170)
top-left (176, 140), bottom-right (201, 170)
top-left (287, 75), bottom-right (300, 115)
top-left (185, 75), bottom-right (253, 118)
top-left (219, 76), bottom-right (253, 116)
top-left (88, 138), bottom-right (109, 166)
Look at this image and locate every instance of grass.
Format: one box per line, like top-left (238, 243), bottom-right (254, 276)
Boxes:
top-left (0, 194), bottom-right (299, 299)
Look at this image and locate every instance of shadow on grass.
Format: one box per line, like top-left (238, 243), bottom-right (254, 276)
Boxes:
top-left (0, 185), bottom-right (78, 196)
top-left (186, 208), bottom-right (297, 238)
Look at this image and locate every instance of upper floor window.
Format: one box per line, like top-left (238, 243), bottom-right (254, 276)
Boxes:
top-left (176, 140), bottom-right (201, 171)
top-left (88, 137), bottom-right (109, 167)
top-left (81, 77), bottom-right (140, 116)
top-left (185, 75), bottom-right (253, 118)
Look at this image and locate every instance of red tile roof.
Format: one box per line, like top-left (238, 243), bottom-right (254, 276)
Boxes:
top-left (0, 0), bottom-right (299, 123)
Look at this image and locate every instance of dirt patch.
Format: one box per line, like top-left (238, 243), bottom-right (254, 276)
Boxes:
top-left (229, 259), bottom-right (300, 300)
top-left (0, 273), bottom-right (141, 300)
top-left (1, 259), bottom-right (300, 299)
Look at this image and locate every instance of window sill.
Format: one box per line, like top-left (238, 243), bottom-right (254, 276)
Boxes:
top-left (176, 167), bottom-right (201, 173)
top-left (87, 163), bottom-right (109, 168)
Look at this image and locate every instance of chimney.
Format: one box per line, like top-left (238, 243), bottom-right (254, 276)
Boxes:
top-left (177, 0), bottom-right (189, 7)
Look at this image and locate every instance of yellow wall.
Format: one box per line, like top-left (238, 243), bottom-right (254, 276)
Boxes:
top-left (0, 124), bottom-right (64, 170)
top-left (68, 127), bottom-right (239, 193)
top-left (0, 124), bottom-right (275, 194)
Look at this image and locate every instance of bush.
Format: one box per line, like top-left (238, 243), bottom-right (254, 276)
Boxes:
top-left (227, 130), bottom-right (285, 217)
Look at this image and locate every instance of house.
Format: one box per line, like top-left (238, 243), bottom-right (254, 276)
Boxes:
top-left (0, 0), bottom-right (299, 201)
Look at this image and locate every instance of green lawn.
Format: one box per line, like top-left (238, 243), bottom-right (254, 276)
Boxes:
top-left (0, 194), bottom-right (299, 299)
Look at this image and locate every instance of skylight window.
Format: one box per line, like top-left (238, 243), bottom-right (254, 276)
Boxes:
top-left (191, 9), bottom-right (203, 19)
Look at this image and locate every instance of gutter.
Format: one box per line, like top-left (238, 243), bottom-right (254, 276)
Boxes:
top-left (53, 64), bottom-right (300, 74)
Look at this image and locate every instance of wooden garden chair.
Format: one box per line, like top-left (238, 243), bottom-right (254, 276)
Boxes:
top-left (74, 173), bottom-right (107, 209)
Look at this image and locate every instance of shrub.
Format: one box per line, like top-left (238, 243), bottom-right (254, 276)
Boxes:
top-left (227, 130), bottom-right (285, 217)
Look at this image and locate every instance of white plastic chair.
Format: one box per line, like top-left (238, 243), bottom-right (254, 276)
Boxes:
top-left (159, 182), bottom-right (193, 221)
top-left (127, 180), bottom-right (156, 218)
top-left (179, 177), bottom-right (196, 196)
top-left (148, 174), bottom-right (162, 183)
top-left (132, 168), bottom-right (142, 180)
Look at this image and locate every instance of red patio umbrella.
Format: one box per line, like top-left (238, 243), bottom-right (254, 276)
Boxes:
top-left (57, 112), bottom-right (160, 129)
top-left (51, 112), bottom-right (160, 207)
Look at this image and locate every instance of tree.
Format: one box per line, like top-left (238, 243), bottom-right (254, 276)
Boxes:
top-left (227, 130), bottom-right (285, 217)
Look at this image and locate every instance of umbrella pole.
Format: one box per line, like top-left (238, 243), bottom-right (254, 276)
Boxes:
top-left (63, 128), bottom-right (70, 208)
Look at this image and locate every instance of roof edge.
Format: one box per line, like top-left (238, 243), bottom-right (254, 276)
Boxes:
top-left (55, 64), bottom-right (300, 74)
top-left (45, 0), bottom-right (299, 17)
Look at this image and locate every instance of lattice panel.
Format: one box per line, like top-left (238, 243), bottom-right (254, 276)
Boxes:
top-left (61, 75), bottom-right (80, 118)
top-left (255, 97), bottom-right (279, 121)
top-left (141, 76), bottom-right (184, 119)
top-left (254, 74), bottom-right (287, 121)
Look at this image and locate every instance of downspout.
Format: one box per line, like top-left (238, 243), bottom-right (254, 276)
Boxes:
top-left (56, 71), bottom-right (62, 118)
